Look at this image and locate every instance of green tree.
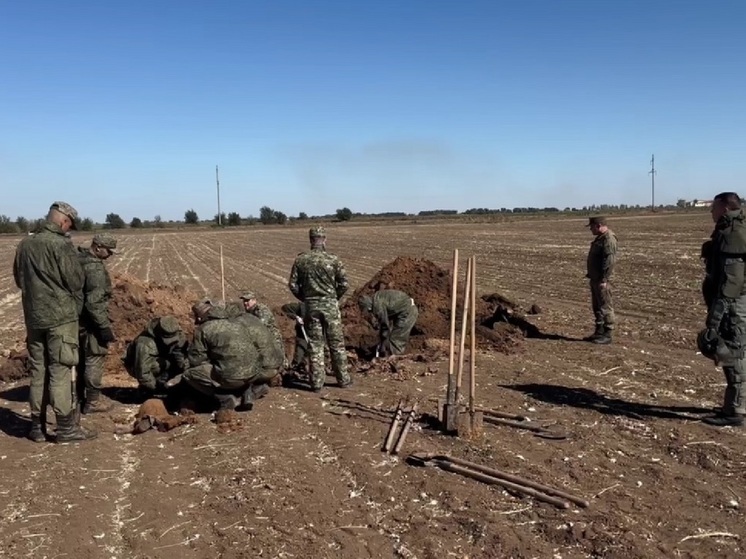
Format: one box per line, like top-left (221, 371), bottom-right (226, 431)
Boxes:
top-left (15, 216), bottom-right (29, 233)
top-left (227, 212), bottom-right (242, 226)
top-left (105, 213), bottom-right (126, 229)
top-left (184, 209), bottom-right (199, 224)
top-left (336, 207), bottom-right (353, 221)
top-left (298, 212), bottom-right (308, 220)
top-left (130, 217), bottom-right (143, 228)
top-left (153, 214), bottom-right (165, 228)
top-left (275, 211), bottom-right (288, 225)
top-left (213, 212), bottom-right (227, 226)
top-left (676, 199), bottom-right (687, 208)
top-left (259, 206), bottom-right (275, 224)
top-left (0, 215), bottom-right (19, 234)
top-left (79, 217), bottom-right (95, 231)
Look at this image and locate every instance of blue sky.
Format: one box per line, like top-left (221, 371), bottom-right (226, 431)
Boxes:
top-left (1, 0), bottom-right (744, 221)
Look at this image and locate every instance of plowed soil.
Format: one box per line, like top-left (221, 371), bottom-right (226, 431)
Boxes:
top-left (0, 212), bottom-right (744, 559)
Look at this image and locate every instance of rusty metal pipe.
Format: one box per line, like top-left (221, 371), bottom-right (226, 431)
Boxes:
top-left (382, 400), bottom-right (404, 452)
top-left (392, 403), bottom-right (418, 454)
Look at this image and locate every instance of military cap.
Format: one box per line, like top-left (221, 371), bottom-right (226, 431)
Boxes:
top-left (309, 225), bottom-right (326, 238)
top-left (239, 291), bottom-right (257, 301)
top-left (586, 216), bottom-right (607, 227)
top-left (157, 316), bottom-right (181, 344)
top-left (358, 295), bottom-right (373, 313)
top-left (50, 201), bottom-right (79, 229)
top-left (92, 233), bottom-right (118, 252)
top-left (191, 298), bottom-right (213, 320)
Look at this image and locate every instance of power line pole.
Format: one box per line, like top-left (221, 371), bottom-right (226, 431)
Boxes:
top-left (649, 154), bottom-right (656, 211)
top-left (216, 164), bottom-right (222, 225)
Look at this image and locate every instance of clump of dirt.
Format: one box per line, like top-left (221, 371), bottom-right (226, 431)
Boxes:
top-left (0, 349), bottom-right (29, 383)
top-left (132, 398), bottom-right (198, 434)
top-left (340, 257), bottom-right (526, 356)
top-left (214, 409), bottom-right (243, 433)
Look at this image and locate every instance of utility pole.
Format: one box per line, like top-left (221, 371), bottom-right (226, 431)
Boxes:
top-left (649, 154), bottom-right (656, 211)
top-left (216, 164), bottom-right (222, 225)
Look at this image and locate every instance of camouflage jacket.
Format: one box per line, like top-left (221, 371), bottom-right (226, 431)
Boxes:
top-left (370, 290), bottom-right (416, 329)
top-left (233, 313), bottom-right (284, 371)
top-left (188, 307), bottom-right (260, 382)
top-left (281, 302), bottom-right (306, 320)
top-left (706, 210), bottom-right (746, 330)
top-left (124, 319), bottom-right (188, 390)
top-left (248, 302), bottom-right (284, 354)
top-left (586, 229), bottom-right (618, 282)
top-left (288, 247), bottom-right (348, 301)
top-left (13, 222), bottom-right (84, 329)
top-left (77, 247), bottom-right (112, 334)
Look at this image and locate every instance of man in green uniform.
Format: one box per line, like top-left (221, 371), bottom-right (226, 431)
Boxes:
top-left (123, 316), bottom-right (188, 397)
top-left (585, 216), bottom-right (618, 344)
top-left (238, 291), bottom-right (286, 364)
top-left (698, 192), bottom-right (746, 427)
top-left (288, 226), bottom-right (352, 392)
top-left (280, 301), bottom-right (309, 372)
top-left (77, 233), bottom-right (118, 413)
top-left (183, 299), bottom-right (280, 411)
top-left (358, 290), bottom-right (418, 356)
top-left (13, 201), bottom-right (96, 443)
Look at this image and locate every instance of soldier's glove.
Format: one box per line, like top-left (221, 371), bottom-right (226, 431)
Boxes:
top-left (99, 327), bottom-right (116, 344)
top-left (697, 328), bottom-right (720, 360)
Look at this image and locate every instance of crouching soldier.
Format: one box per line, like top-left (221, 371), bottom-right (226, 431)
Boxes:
top-left (238, 291), bottom-right (286, 364)
top-left (281, 302), bottom-right (309, 372)
top-left (358, 289), bottom-right (419, 356)
top-left (183, 299), bottom-right (280, 411)
top-left (123, 316), bottom-right (188, 398)
top-left (77, 233), bottom-right (118, 413)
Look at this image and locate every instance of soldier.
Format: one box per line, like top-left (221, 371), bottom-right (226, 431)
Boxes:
top-left (13, 201), bottom-right (95, 443)
top-left (584, 216), bottom-right (618, 344)
top-left (698, 192), bottom-right (746, 427)
top-left (358, 289), bottom-right (418, 356)
top-left (238, 291), bottom-right (286, 363)
top-left (77, 233), bottom-right (118, 413)
top-left (183, 299), bottom-right (279, 411)
top-left (123, 316), bottom-right (188, 397)
top-left (288, 226), bottom-right (352, 391)
top-left (231, 309), bottom-right (284, 402)
top-left (281, 301), bottom-right (309, 372)
top-left (700, 238), bottom-right (716, 308)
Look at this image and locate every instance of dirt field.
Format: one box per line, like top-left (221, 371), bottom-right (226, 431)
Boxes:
top-left (1, 213), bottom-right (744, 559)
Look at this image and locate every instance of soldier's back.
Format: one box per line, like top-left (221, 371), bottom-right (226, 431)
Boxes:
top-left (293, 250), bottom-right (343, 299)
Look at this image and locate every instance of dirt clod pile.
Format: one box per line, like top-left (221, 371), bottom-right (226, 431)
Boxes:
top-left (341, 257), bottom-right (525, 355)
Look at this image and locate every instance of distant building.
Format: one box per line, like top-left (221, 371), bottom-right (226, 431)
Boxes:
top-left (687, 199), bottom-right (712, 208)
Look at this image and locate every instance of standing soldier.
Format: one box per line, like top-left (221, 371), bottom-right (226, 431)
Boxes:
top-left (585, 216), bottom-right (618, 344)
top-left (288, 226), bottom-right (352, 391)
top-left (13, 201), bottom-right (96, 443)
top-left (358, 289), bottom-right (418, 356)
top-left (698, 193), bottom-right (746, 427)
top-left (77, 233), bottom-right (118, 413)
top-left (281, 301), bottom-right (309, 372)
top-left (238, 291), bottom-right (286, 364)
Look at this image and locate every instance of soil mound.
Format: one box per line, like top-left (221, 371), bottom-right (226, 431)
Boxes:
top-left (0, 274), bottom-right (198, 383)
top-left (340, 257), bottom-right (525, 356)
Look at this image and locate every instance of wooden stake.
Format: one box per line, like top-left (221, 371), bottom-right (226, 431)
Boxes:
top-left (444, 249), bottom-right (459, 432)
top-left (455, 257), bottom-right (472, 406)
top-left (219, 244), bottom-right (226, 304)
top-left (469, 256), bottom-right (477, 414)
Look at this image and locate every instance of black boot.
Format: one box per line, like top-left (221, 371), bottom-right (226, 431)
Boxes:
top-left (56, 412), bottom-right (98, 443)
top-left (592, 327), bottom-right (612, 345)
top-left (82, 391), bottom-right (113, 414)
top-left (584, 325), bottom-right (604, 342)
top-left (703, 414), bottom-right (744, 427)
top-left (236, 387), bottom-right (254, 412)
top-left (27, 413), bottom-right (47, 443)
top-left (214, 393), bottom-right (239, 411)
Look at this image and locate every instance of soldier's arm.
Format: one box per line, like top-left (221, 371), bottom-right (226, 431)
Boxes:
top-left (706, 255), bottom-right (746, 329)
top-left (335, 258), bottom-right (349, 299)
top-left (188, 329), bottom-right (209, 367)
top-left (602, 236), bottom-right (617, 280)
top-left (59, 244), bottom-right (85, 294)
top-left (281, 302), bottom-right (302, 319)
top-left (170, 335), bottom-right (189, 371)
top-left (12, 242), bottom-right (23, 289)
top-left (288, 260), bottom-right (303, 301)
top-left (82, 263), bottom-right (112, 332)
top-left (134, 339), bottom-right (161, 390)
top-left (372, 296), bottom-right (390, 330)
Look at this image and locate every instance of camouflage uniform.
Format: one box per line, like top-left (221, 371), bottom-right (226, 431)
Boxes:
top-left (183, 305), bottom-right (274, 409)
top-left (702, 209), bottom-right (746, 424)
top-left (359, 290), bottom-right (418, 355)
top-left (232, 313), bottom-right (284, 377)
top-left (701, 238), bottom-right (716, 308)
top-left (13, 202), bottom-right (91, 442)
top-left (281, 302), bottom-right (309, 369)
top-left (288, 227), bottom-right (351, 390)
top-left (77, 233), bottom-right (118, 412)
top-left (586, 217), bottom-right (618, 342)
top-left (239, 292), bottom-right (286, 364)
top-left (124, 317), bottom-right (188, 395)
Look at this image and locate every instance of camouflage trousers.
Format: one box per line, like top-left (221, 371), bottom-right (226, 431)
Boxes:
top-left (715, 296), bottom-right (746, 415)
top-left (183, 363), bottom-right (278, 398)
top-left (77, 330), bottom-right (108, 402)
top-left (27, 320), bottom-right (79, 417)
top-left (291, 324), bottom-right (310, 368)
top-left (590, 281), bottom-right (615, 329)
top-left (305, 299), bottom-right (350, 390)
top-left (381, 307), bottom-right (419, 355)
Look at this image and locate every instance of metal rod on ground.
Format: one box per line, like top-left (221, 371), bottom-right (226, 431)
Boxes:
top-left (475, 407), bottom-right (527, 421)
top-left (482, 415), bottom-right (560, 435)
top-left (444, 249), bottom-right (459, 432)
top-left (441, 454), bottom-right (589, 508)
top-left (219, 244), bottom-right (226, 304)
top-left (382, 400), bottom-right (405, 452)
top-left (454, 257), bottom-right (472, 406)
top-left (432, 458), bottom-right (570, 509)
top-left (392, 402), bottom-right (418, 454)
